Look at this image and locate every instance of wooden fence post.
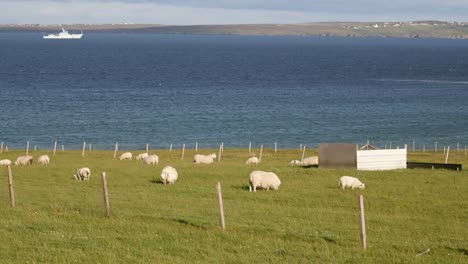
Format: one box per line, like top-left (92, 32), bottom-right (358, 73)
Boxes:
top-left (26, 141), bottom-right (29, 155)
top-left (358, 194), bottom-right (367, 249)
top-left (0, 141), bottom-right (3, 154)
top-left (221, 142), bottom-right (224, 153)
top-left (61, 145), bottom-right (64, 152)
top-left (218, 143), bottom-right (222, 162)
top-left (423, 144), bottom-right (425, 152)
top-left (146, 143), bottom-right (149, 153)
top-left (101, 172), bottom-right (110, 217)
top-left (216, 182), bottom-right (225, 231)
top-left (34, 145), bottom-right (37, 151)
top-left (274, 142), bottom-right (277, 153)
top-left (435, 141), bottom-right (437, 152)
top-left (457, 142), bottom-right (459, 152)
top-left (170, 144), bottom-right (173, 152)
top-left (445, 146), bottom-right (450, 164)
top-left (181, 144), bottom-right (185, 161)
top-left (7, 165), bottom-right (15, 208)
top-left (259, 144), bottom-right (264, 163)
top-left (196, 142), bottom-right (198, 152)
top-left (412, 140), bottom-right (415, 152)
top-left (53, 141), bottom-right (57, 155)
top-left (89, 143), bottom-right (92, 152)
top-left (248, 142), bottom-right (251, 153)
top-left (113, 142), bottom-right (118, 158)
top-left (82, 141), bottom-right (86, 157)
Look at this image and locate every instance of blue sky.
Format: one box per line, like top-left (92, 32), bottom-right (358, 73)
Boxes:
top-left (1, 0), bottom-right (468, 24)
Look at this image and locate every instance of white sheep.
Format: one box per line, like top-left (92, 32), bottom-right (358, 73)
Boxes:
top-left (339, 176), bottom-right (365, 190)
top-left (37, 155), bottom-right (50, 165)
top-left (249, 170), bottom-right (281, 192)
top-left (74, 167), bottom-right (91, 180)
top-left (136, 153), bottom-right (149, 160)
top-left (246, 157), bottom-right (259, 164)
top-left (0, 159), bottom-right (12, 166)
top-left (301, 156), bottom-right (319, 166)
top-left (289, 160), bottom-right (301, 165)
top-left (143, 154), bottom-right (159, 165)
top-left (160, 166), bottom-right (178, 185)
top-left (193, 153), bottom-right (216, 164)
top-left (119, 152), bottom-right (133, 160)
top-left (14, 155), bottom-right (33, 166)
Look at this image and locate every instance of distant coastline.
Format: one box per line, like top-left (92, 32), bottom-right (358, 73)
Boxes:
top-left (1, 21), bottom-right (468, 39)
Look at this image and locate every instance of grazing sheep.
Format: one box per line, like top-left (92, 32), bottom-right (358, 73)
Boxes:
top-left (160, 166), bottom-right (178, 185)
top-left (119, 152), bottom-right (133, 160)
top-left (0, 159), bottom-right (12, 166)
top-left (339, 176), bottom-right (365, 190)
top-left (136, 153), bottom-right (149, 160)
top-left (249, 170), bottom-right (281, 192)
top-left (193, 153), bottom-right (216, 164)
top-left (143, 154), bottom-right (159, 165)
top-left (246, 157), bottom-right (259, 164)
top-left (37, 155), bottom-right (50, 165)
top-left (74, 167), bottom-right (91, 180)
top-left (289, 160), bottom-right (301, 165)
top-left (301, 156), bottom-right (319, 166)
top-left (14, 155), bottom-right (33, 166)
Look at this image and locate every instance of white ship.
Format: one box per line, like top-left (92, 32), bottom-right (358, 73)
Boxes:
top-left (43, 28), bottom-right (83, 39)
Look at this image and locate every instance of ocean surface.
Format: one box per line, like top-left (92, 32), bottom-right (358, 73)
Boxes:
top-left (0, 33), bottom-right (467, 150)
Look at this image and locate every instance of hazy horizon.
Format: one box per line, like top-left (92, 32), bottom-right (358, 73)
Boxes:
top-left (1, 0), bottom-right (468, 25)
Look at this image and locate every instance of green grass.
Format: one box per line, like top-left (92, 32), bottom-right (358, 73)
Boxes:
top-left (0, 148), bottom-right (467, 263)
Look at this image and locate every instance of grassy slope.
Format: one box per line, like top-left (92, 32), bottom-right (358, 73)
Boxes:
top-left (2, 23), bottom-right (468, 39)
top-left (0, 148), bottom-right (466, 263)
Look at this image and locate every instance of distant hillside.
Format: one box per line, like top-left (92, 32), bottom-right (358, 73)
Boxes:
top-left (2, 21), bottom-right (468, 39)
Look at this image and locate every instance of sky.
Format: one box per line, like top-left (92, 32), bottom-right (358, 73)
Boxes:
top-left (1, 0), bottom-right (468, 25)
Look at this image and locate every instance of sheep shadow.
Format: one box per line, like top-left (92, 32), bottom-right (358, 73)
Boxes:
top-left (232, 185), bottom-right (251, 191)
top-left (149, 179), bottom-right (165, 185)
top-left (300, 165), bottom-right (319, 169)
top-left (445, 246), bottom-right (468, 256)
top-left (172, 218), bottom-right (207, 230)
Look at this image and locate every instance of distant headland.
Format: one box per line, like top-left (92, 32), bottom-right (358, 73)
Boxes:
top-left (1, 21), bottom-right (468, 39)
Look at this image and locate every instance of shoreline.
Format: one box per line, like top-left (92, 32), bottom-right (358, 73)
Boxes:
top-left (2, 21), bottom-right (468, 40)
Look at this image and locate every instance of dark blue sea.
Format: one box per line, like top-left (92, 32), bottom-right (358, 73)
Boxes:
top-left (1, 33), bottom-right (467, 150)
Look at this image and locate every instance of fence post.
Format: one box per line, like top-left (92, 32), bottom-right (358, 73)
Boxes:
top-left (259, 144), bottom-right (264, 163)
top-left (445, 146), bottom-right (450, 164)
top-left (274, 142), bottom-right (277, 153)
top-left (358, 195), bottom-right (367, 249)
top-left (0, 141), bottom-right (3, 154)
top-left (101, 172), bottom-right (110, 217)
top-left (146, 143), bottom-right (149, 153)
top-left (216, 182), bottom-right (225, 231)
top-left (170, 143), bottom-right (173, 152)
top-left (218, 143), bottom-right (222, 162)
top-left (26, 141), bottom-right (29, 155)
top-left (82, 141), bottom-right (86, 157)
top-left (181, 144), bottom-right (185, 161)
top-left (61, 145), bottom-right (64, 152)
top-left (113, 142), bottom-right (118, 158)
top-left (435, 141), bottom-right (437, 152)
top-left (248, 142), bottom-right (251, 153)
top-left (7, 165), bottom-right (15, 208)
top-left (195, 142), bottom-right (198, 152)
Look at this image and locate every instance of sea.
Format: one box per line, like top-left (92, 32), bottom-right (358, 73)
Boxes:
top-left (0, 33), bottom-right (467, 150)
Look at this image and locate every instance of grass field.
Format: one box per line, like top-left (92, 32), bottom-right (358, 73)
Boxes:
top-left (0, 148), bottom-right (466, 263)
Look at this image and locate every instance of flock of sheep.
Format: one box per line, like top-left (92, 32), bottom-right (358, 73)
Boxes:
top-left (0, 152), bottom-right (366, 191)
